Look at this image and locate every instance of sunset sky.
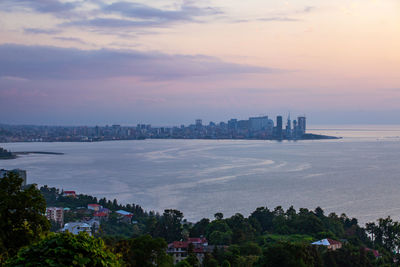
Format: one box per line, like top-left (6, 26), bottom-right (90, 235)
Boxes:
top-left (0, 0), bottom-right (399, 125)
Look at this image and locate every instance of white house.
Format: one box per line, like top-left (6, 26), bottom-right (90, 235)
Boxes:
top-left (62, 222), bottom-right (92, 236)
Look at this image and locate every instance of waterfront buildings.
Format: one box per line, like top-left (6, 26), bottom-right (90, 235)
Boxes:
top-left (0, 114), bottom-right (310, 142)
top-left (298, 116), bottom-right (306, 135)
top-left (249, 116), bottom-right (270, 132)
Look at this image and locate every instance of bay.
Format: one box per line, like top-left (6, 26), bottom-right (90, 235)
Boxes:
top-left (1, 124), bottom-right (400, 224)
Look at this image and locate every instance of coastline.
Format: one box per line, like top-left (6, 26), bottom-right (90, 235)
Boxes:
top-left (0, 151), bottom-right (64, 160)
top-left (0, 133), bottom-right (341, 143)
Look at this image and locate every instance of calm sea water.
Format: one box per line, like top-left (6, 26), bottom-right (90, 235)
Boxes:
top-left (1, 125), bottom-right (400, 224)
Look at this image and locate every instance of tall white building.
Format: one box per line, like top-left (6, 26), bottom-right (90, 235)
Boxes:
top-left (46, 207), bottom-right (64, 226)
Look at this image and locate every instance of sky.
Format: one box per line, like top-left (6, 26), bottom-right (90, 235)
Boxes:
top-left (0, 0), bottom-right (399, 126)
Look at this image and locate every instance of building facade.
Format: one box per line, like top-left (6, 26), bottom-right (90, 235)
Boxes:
top-left (46, 207), bottom-right (64, 226)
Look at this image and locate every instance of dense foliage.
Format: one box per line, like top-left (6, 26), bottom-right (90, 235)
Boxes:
top-left (0, 172), bottom-right (50, 262)
top-left (1, 177), bottom-right (399, 266)
top-left (112, 235), bottom-right (173, 267)
top-left (7, 232), bottom-right (121, 267)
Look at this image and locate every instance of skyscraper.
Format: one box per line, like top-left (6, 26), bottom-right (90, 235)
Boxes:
top-left (286, 115), bottom-right (292, 138)
top-left (298, 116), bottom-right (306, 135)
top-left (276, 116), bottom-right (283, 139)
top-left (249, 116), bottom-right (269, 132)
top-left (195, 119), bottom-right (203, 130)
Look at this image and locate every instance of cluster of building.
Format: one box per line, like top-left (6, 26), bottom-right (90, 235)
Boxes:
top-left (45, 191), bottom-right (135, 236)
top-left (311, 238), bottom-right (380, 258)
top-left (166, 237), bottom-right (380, 265)
top-left (143, 115), bottom-right (306, 140)
top-left (0, 115), bottom-right (308, 142)
top-left (167, 237), bottom-right (226, 265)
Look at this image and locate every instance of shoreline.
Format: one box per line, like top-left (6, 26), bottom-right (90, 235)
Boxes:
top-left (0, 151), bottom-right (64, 160)
top-left (0, 133), bottom-right (341, 143)
top-left (14, 151), bottom-right (65, 155)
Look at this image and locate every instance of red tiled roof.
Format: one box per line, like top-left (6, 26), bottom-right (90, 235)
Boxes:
top-left (64, 191), bottom-right (75, 194)
top-left (171, 241), bottom-right (189, 248)
top-left (327, 238), bottom-right (342, 245)
top-left (88, 204), bottom-right (101, 207)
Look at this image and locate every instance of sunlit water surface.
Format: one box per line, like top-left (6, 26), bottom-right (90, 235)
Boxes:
top-left (1, 125), bottom-right (400, 224)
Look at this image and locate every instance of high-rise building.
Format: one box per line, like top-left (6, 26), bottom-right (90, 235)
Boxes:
top-left (237, 120), bottom-right (249, 130)
top-left (195, 119), bottom-right (203, 130)
top-left (249, 116), bottom-right (269, 132)
top-left (46, 207), bottom-right (64, 226)
top-left (276, 116), bottom-right (283, 138)
top-left (298, 116), bottom-right (306, 135)
top-left (286, 115), bottom-right (292, 138)
top-left (228, 119), bottom-right (238, 130)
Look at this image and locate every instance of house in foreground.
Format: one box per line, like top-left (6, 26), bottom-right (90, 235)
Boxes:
top-left (311, 238), bottom-right (342, 250)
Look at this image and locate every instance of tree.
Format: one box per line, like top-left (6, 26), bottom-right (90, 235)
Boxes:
top-left (152, 209), bottom-right (184, 242)
top-left (323, 244), bottom-right (373, 267)
top-left (249, 207), bottom-right (274, 232)
top-left (259, 242), bottom-right (322, 267)
top-left (226, 213), bottom-right (256, 243)
top-left (0, 172), bottom-right (50, 260)
top-left (203, 253), bottom-right (219, 267)
top-left (221, 260), bottom-right (231, 267)
top-left (7, 232), bottom-right (121, 266)
top-left (214, 213), bottom-right (224, 220)
top-left (114, 235), bottom-right (172, 267)
top-left (190, 218), bottom-right (210, 237)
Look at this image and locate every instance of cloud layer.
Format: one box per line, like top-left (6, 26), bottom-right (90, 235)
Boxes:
top-left (0, 44), bottom-right (273, 81)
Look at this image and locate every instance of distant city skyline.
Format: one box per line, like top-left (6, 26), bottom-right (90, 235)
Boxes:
top-left (1, 114), bottom-right (321, 142)
top-left (0, 0), bottom-right (399, 125)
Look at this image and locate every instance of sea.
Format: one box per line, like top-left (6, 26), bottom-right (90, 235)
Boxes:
top-left (1, 125), bottom-right (400, 225)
